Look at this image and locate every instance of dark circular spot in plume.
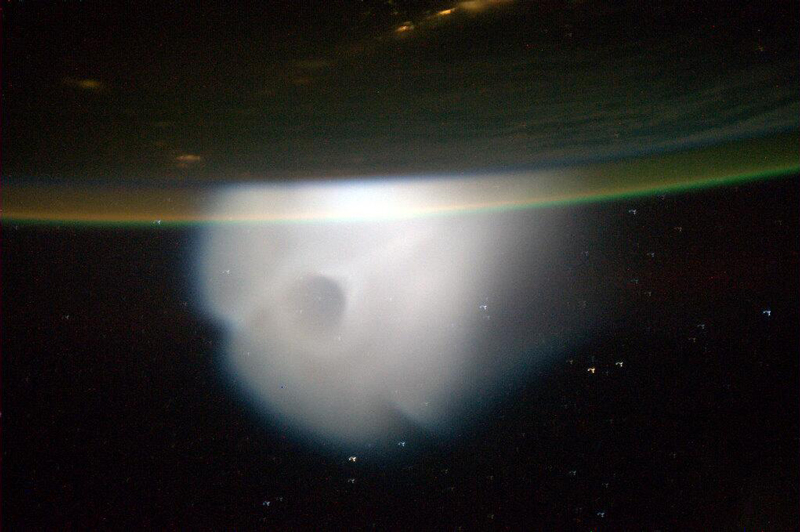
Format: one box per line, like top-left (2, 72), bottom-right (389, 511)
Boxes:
top-left (286, 275), bottom-right (346, 332)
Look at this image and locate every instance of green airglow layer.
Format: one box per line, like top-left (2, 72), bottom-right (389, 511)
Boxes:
top-left (4, 133), bottom-right (798, 227)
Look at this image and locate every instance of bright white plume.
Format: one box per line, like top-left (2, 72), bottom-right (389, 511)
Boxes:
top-left (196, 177), bottom-right (556, 445)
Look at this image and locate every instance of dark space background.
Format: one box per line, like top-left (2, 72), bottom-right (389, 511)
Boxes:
top-left (4, 177), bottom-right (798, 530)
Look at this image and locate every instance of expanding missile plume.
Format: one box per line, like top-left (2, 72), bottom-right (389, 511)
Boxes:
top-left (196, 179), bottom-right (526, 444)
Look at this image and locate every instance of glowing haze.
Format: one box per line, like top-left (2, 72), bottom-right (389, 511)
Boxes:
top-left (197, 178), bottom-right (526, 445)
top-left (168, 132), bottom-right (798, 447)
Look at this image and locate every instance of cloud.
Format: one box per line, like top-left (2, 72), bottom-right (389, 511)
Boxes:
top-left (195, 177), bottom-right (539, 445)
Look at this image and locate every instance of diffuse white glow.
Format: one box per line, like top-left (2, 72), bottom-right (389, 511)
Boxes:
top-left (197, 178), bottom-right (528, 444)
